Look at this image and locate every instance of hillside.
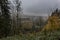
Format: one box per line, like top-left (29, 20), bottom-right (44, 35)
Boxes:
top-left (42, 9), bottom-right (60, 31)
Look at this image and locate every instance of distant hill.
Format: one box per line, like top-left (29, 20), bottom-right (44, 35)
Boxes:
top-left (42, 9), bottom-right (60, 31)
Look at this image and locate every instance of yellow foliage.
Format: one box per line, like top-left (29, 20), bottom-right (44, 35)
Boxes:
top-left (42, 15), bottom-right (60, 31)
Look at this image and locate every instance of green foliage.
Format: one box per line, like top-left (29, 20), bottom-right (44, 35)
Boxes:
top-left (0, 30), bottom-right (60, 40)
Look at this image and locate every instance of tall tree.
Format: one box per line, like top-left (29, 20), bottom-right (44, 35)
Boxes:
top-left (0, 0), bottom-right (11, 37)
top-left (13, 0), bottom-right (22, 34)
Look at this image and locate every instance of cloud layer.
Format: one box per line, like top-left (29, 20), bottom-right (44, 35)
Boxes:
top-left (21, 0), bottom-right (60, 16)
top-left (10, 0), bottom-right (60, 16)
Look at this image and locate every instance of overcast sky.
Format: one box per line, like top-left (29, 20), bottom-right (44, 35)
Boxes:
top-left (10, 0), bottom-right (60, 16)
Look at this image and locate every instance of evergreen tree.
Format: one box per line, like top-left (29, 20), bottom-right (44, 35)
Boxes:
top-left (0, 0), bottom-right (11, 37)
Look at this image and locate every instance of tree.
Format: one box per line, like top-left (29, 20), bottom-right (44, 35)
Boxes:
top-left (13, 0), bottom-right (22, 34)
top-left (0, 0), bottom-right (11, 37)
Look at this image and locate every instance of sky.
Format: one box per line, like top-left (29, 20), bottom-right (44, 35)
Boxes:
top-left (10, 0), bottom-right (60, 16)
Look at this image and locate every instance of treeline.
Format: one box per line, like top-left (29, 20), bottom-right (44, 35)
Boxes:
top-left (0, 0), bottom-right (21, 38)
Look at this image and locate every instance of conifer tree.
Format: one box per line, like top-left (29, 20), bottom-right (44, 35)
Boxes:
top-left (0, 0), bottom-right (11, 37)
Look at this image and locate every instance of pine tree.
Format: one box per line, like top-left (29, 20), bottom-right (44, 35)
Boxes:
top-left (0, 0), bottom-right (11, 37)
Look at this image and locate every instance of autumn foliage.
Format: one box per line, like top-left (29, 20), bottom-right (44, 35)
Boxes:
top-left (42, 9), bottom-right (60, 31)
